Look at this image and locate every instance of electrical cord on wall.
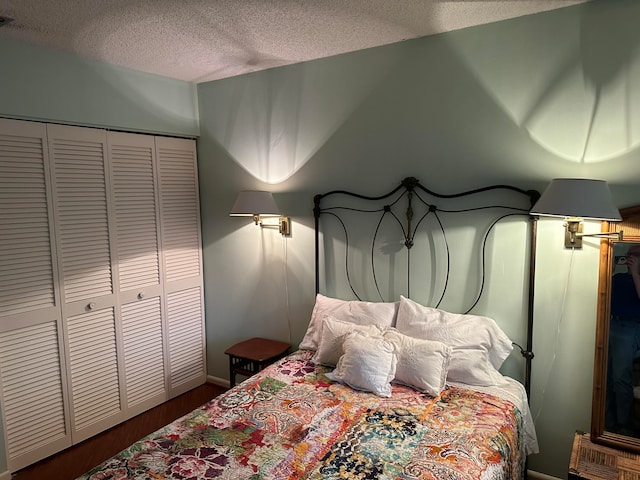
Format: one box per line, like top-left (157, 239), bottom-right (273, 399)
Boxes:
top-left (533, 246), bottom-right (576, 424)
top-left (283, 234), bottom-right (292, 346)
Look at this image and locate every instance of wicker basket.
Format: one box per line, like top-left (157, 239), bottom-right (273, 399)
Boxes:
top-left (569, 431), bottom-right (640, 480)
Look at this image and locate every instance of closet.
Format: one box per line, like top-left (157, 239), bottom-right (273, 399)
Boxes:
top-left (0, 118), bottom-right (205, 472)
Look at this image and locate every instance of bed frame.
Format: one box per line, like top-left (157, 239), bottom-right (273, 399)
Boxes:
top-left (313, 176), bottom-right (540, 397)
top-left (75, 176), bottom-right (541, 480)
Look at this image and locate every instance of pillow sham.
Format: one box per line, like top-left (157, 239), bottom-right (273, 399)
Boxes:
top-left (312, 315), bottom-right (384, 367)
top-left (446, 350), bottom-right (507, 387)
top-left (299, 294), bottom-right (399, 351)
top-left (326, 331), bottom-right (397, 397)
top-left (395, 296), bottom-right (512, 386)
top-left (383, 328), bottom-right (451, 396)
top-left (395, 295), bottom-right (513, 368)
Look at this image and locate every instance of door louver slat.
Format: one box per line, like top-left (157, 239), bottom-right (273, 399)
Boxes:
top-left (111, 135), bottom-right (160, 292)
top-left (66, 308), bottom-right (121, 431)
top-left (0, 133), bottom-right (55, 317)
top-left (122, 297), bottom-right (165, 407)
top-left (167, 287), bottom-right (204, 388)
top-left (50, 132), bottom-right (113, 303)
top-left (157, 145), bottom-right (200, 283)
top-left (0, 322), bottom-right (67, 459)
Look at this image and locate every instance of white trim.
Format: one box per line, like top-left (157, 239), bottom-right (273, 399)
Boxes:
top-left (527, 470), bottom-right (562, 480)
top-left (207, 375), bottom-right (230, 389)
top-left (0, 470), bottom-right (11, 480)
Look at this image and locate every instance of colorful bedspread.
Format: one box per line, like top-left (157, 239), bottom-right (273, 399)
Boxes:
top-left (78, 350), bottom-right (525, 480)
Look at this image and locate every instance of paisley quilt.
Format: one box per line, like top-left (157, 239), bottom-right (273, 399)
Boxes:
top-left (78, 350), bottom-right (526, 480)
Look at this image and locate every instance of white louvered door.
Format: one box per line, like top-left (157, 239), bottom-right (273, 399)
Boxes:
top-left (108, 132), bottom-right (166, 416)
top-left (0, 120), bottom-right (205, 473)
top-left (0, 119), bottom-right (72, 472)
top-left (156, 137), bottom-right (206, 397)
top-left (47, 124), bottom-right (125, 443)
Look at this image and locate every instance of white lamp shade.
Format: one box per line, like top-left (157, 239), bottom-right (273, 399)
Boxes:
top-left (229, 190), bottom-right (280, 217)
top-left (530, 178), bottom-right (621, 221)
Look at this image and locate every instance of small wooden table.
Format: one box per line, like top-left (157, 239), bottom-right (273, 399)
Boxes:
top-left (569, 431), bottom-right (640, 479)
top-left (224, 337), bottom-right (290, 387)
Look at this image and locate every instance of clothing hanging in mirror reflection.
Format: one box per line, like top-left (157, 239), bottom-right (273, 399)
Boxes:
top-left (606, 242), bottom-right (640, 437)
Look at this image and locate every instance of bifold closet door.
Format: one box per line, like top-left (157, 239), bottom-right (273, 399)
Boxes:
top-left (0, 120), bottom-right (206, 472)
top-left (47, 124), bottom-right (125, 443)
top-left (156, 136), bottom-right (206, 397)
top-left (0, 119), bottom-right (72, 472)
top-left (108, 132), bottom-right (166, 417)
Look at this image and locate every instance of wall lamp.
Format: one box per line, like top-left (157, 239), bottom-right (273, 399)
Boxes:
top-left (530, 178), bottom-right (622, 248)
top-left (229, 190), bottom-right (291, 236)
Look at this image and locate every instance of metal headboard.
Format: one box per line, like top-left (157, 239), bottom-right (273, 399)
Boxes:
top-left (313, 176), bottom-right (539, 397)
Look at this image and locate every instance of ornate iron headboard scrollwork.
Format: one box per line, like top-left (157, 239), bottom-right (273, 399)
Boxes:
top-left (313, 177), bottom-right (540, 397)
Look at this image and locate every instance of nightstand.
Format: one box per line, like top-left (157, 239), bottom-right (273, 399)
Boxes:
top-left (224, 337), bottom-right (290, 387)
top-left (569, 431), bottom-right (640, 479)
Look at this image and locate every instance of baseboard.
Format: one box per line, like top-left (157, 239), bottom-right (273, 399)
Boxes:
top-left (207, 375), bottom-right (230, 389)
top-left (527, 470), bottom-right (562, 480)
top-left (0, 470), bottom-right (11, 480)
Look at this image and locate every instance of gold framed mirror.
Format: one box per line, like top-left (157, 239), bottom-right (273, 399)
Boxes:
top-left (592, 205), bottom-right (640, 451)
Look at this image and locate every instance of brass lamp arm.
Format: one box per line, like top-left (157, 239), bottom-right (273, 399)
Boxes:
top-left (565, 218), bottom-right (622, 248)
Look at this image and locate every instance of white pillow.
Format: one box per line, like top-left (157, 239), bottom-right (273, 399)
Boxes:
top-left (396, 296), bottom-right (513, 368)
top-left (383, 328), bottom-right (451, 396)
top-left (395, 296), bottom-right (512, 386)
top-left (312, 315), bottom-right (384, 367)
top-left (326, 331), bottom-right (397, 397)
top-left (446, 351), bottom-right (506, 387)
top-left (299, 294), bottom-right (399, 351)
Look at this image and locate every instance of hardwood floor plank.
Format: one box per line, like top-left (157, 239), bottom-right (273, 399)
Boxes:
top-left (12, 383), bottom-right (226, 480)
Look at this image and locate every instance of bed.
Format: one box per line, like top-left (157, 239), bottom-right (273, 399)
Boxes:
top-left (78, 177), bottom-right (540, 480)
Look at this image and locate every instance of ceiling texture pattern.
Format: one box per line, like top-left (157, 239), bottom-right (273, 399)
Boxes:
top-left (0, 0), bottom-right (590, 83)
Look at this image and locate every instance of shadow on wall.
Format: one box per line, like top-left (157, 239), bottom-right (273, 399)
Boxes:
top-left (198, 44), bottom-right (409, 185)
top-left (450, 0), bottom-right (640, 166)
top-left (0, 38), bottom-right (198, 136)
top-left (197, 1), bottom-right (472, 186)
top-left (198, 0), bottom-right (640, 190)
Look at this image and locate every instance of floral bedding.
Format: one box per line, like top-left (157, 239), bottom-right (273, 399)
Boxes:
top-left (78, 350), bottom-right (526, 480)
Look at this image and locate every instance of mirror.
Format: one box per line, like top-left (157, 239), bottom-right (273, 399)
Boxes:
top-left (592, 205), bottom-right (640, 451)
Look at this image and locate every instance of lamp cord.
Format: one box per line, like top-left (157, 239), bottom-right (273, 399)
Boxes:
top-left (283, 234), bottom-right (292, 346)
top-left (533, 246), bottom-right (575, 424)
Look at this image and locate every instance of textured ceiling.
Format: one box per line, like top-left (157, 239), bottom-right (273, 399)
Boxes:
top-left (0, 0), bottom-right (590, 83)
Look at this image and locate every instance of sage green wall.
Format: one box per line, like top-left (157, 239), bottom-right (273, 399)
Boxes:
top-left (0, 37), bottom-right (199, 136)
top-left (0, 37), bottom-right (198, 476)
top-left (1, 0), bottom-right (639, 477)
top-left (197, 1), bottom-right (640, 478)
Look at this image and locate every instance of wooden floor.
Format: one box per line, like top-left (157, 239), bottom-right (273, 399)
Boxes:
top-left (12, 382), bottom-right (227, 480)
